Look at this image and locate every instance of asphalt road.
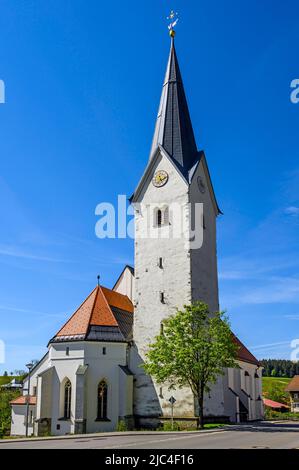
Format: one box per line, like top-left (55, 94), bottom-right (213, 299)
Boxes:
top-left (1, 422), bottom-right (299, 449)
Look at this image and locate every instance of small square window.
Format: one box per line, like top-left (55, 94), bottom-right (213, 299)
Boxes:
top-left (102, 347), bottom-right (106, 355)
top-left (66, 347), bottom-right (70, 356)
top-left (56, 424), bottom-right (60, 430)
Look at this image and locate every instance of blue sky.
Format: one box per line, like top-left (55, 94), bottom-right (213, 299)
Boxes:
top-left (0, 0), bottom-right (298, 373)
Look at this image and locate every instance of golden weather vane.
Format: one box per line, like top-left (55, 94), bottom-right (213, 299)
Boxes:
top-left (167, 10), bottom-right (179, 37)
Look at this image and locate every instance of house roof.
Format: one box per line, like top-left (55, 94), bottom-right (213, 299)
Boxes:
top-left (233, 334), bottom-right (260, 366)
top-left (49, 285), bottom-right (133, 344)
top-left (263, 398), bottom-right (289, 409)
top-left (10, 395), bottom-right (36, 406)
top-left (285, 375), bottom-right (299, 392)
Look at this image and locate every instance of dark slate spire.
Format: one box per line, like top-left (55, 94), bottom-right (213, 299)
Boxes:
top-left (149, 37), bottom-right (198, 176)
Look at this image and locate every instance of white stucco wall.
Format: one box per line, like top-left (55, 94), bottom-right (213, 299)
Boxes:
top-left (11, 404), bottom-right (35, 436)
top-left (223, 362), bottom-right (264, 422)
top-left (47, 341), bottom-right (129, 435)
top-left (189, 158), bottom-right (219, 313)
top-left (132, 150), bottom-right (224, 420)
top-left (114, 267), bottom-right (135, 301)
top-left (22, 352), bottom-right (49, 396)
top-left (132, 151), bottom-right (194, 419)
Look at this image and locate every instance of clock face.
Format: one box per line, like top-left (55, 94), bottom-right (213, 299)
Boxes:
top-left (197, 176), bottom-right (206, 194)
top-left (152, 170), bottom-right (169, 188)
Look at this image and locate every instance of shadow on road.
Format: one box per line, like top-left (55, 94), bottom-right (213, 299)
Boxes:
top-left (229, 421), bottom-right (299, 433)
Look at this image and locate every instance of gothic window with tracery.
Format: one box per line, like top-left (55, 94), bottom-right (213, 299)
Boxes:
top-left (64, 379), bottom-right (72, 419)
top-left (97, 380), bottom-right (108, 420)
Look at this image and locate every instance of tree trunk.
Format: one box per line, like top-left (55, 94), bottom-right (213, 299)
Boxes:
top-left (197, 395), bottom-right (204, 430)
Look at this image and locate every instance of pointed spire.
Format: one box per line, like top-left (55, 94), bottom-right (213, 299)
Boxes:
top-left (149, 36), bottom-right (198, 175)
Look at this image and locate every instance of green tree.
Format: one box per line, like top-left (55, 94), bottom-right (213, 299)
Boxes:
top-left (143, 302), bottom-right (239, 429)
top-left (3, 371), bottom-right (8, 377)
top-left (0, 390), bottom-right (20, 438)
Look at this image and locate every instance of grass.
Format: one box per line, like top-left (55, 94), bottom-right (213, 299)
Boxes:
top-left (0, 376), bottom-right (17, 387)
top-left (262, 376), bottom-right (291, 388)
top-left (262, 376), bottom-right (291, 403)
top-left (202, 423), bottom-right (225, 429)
top-left (160, 422), bottom-right (226, 432)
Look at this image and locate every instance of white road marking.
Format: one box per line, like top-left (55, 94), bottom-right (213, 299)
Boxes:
top-left (101, 431), bottom-right (223, 449)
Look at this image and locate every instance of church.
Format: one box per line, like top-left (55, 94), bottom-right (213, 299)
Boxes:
top-left (10, 31), bottom-right (264, 437)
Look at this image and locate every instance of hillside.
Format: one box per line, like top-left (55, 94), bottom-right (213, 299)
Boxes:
top-left (0, 376), bottom-right (17, 386)
top-left (262, 376), bottom-right (291, 404)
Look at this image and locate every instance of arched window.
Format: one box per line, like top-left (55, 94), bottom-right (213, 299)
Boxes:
top-left (97, 380), bottom-right (108, 420)
top-left (163, 206), bottom-right (169, 225)
top-left (157, 209), bottom-right (162, 227)
top-left (64, 379), bottom-right (72, 419)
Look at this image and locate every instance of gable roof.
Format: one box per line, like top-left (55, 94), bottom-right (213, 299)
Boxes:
top-left (233, 334), bottom-right (260, 366)
top-left (10, 396), bottom-right (37, 406)
top-left (112, 265), bottom-right (134, 290)
top-left (285, 375), bottom-right (299, 392)
top-left (49, 285), bottom-right (133, 345)
top-left (130, 145), bottom-right (189, 203)
top-left (263, 398), bottom-right (289, 409)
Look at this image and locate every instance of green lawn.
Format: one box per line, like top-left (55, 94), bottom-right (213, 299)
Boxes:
top-left (0, 376), bottom-right (17, 387)
top-left (262, 376), bottom-right (291, 405)
top-left (262, 376), bottom-right (291, 393)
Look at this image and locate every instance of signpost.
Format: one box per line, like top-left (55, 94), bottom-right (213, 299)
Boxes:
top-left (169, 396), bottom-right (176, 430)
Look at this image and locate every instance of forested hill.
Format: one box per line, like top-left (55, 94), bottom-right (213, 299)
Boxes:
top-left (261, 359), bottom-right (299, 378)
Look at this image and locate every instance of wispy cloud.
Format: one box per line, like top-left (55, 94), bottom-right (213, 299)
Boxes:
top-left (285, 206), bottom-right (299, 217)
top-left (219, 252), bottom-right (299, 282)
top-left (284, 314), bottom-right (299, 320)
top-left (0, 244), bottom-right (71, 263)
top-left (0, 305), bottom-right (64, 318)
top-left (239, 276), bottom-right (299, 305)
top-left (249, 341), bottom-right (291, 351)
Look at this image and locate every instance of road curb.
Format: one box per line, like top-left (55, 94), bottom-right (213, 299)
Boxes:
top-left (0, 427), bottom-right (228, 444)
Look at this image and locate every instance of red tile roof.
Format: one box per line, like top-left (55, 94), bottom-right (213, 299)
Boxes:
top-left (10, 395), bottom-right (36, 406)
top-left (50, 282), bottom-right (258, 364)
top-left (101, 286), bottom-right (134, 313)
top-left (285, 375), bottom-right (299, 392)
top-left (233, 334), bottom-right (260, 366)
top-left (263, 398), bottom-right (289, 409)
top-left (52, 285), bottom-right (133, 340)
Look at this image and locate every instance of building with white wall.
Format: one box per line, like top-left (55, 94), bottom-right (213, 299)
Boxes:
top-left (10, 32), bottom-right (263, 437)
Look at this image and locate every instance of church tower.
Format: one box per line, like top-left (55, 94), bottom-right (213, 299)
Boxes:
top-left (130, 32), bottom-right (224, 426)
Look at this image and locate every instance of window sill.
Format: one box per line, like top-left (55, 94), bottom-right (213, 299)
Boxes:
top-left (95, 418), bottom-right (111, 422)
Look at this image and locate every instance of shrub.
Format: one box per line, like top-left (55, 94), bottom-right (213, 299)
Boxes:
top-left (0, 390), bottom-right (20, 438)
top-left (162, 421), bottom-right (181, 431)
top-left (116, 420), bottom-right (128, 432)
top-left (265, 408), bottom-right (299, 421)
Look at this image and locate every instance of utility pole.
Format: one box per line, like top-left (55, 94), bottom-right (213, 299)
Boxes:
top-left (25, 362), bottom-right (33, 438)
top-left (169, 396), bottom-right (176, 430)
